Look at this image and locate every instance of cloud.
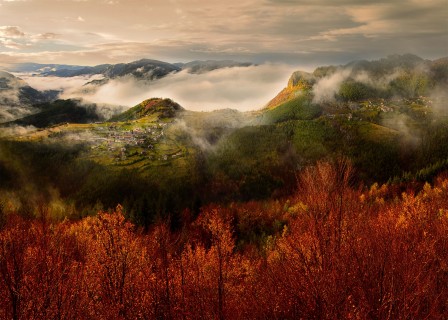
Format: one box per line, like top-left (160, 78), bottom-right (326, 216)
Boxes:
top-left (173, 119), bottom-right (212, 151)
top-left (17, 74), bottom-right (104, 92)
top-left (311, 63), bottom-right (408, 103)
top-left (0, 124), bottom-right (36, 137)
top-left (33, 32), bottom-right (58, 40)
top-left (0, 38), bottom-right (24, 49)
top-left (58, 64), bottom-right (294, 112)
top-left (0, 104), bottom-right (38, 122)
top-left (312, 68), bottom-right (352, 103)
top-left (0, 26), bottom-right (25, 38)
top-left (429, 86), bottom-right (448, 114)
top-left (0, 26), bottom-right (62, 53)
top-left (0, 26), bottom-right (27, 50)
top-left (55, 130), bottom-right (100, 144)
top-left (381, 112), bottom-right (420, 146)
top-left (0, 0), bottom-right (446, 66)
top-left (0, 89), bottom-right (38, 122)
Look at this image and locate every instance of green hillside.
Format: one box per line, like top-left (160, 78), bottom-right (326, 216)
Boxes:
top-left (260, 95), bottom-right (321, 123)
top-left (3, 99), bottom-right (101, 128)
top-left (110, 98), bottom-right (183, 122)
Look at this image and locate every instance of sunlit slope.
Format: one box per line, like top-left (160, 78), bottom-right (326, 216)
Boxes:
top-left (265, 70), bottom-right (315, 109)
top-left (259, 95), bottom-right (321, 123)
top-left (110, 98), bottom-right (184, 122)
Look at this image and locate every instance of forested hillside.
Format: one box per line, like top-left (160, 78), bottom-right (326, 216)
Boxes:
top-left (0, 160), bottom-right (446, 319)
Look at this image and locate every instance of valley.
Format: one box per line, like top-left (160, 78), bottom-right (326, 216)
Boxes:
top-left (0, 54), bottom-right (447, 221)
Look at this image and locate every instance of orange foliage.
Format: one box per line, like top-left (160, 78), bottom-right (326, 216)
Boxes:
top-left (0, 163), bottom-right (447, 319)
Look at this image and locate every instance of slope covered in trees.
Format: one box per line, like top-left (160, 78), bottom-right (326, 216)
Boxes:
top-left (0, 160), bottom-right (446, 319)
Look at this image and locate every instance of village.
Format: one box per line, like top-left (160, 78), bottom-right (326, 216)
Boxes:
top-left (323, 96), bottom-right (434, 122)
top-left (87, 122), bottom-right (184, 163)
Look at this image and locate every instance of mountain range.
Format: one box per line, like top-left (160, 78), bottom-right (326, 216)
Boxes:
top-left (7, 59), bottom-right (254, 78)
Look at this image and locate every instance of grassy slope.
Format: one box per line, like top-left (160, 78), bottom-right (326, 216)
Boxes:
top-left (259, 95), bottom-right (322, 123)
top-left (110, 98), bottom-right (183, 122)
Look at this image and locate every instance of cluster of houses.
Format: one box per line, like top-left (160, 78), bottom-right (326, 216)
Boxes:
top-left (89, 123), bottom-right (184, 164)
top-left (324, 96), bottom-right (434, 122)
top-left (90, 124), bottom-right (164, 157)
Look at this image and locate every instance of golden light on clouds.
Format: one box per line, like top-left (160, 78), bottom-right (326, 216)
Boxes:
top-left (0, 0), bottom-right (446, 66)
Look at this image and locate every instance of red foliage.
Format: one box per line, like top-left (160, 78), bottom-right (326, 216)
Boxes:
top-left (0, 163), bottom-right (447, 319)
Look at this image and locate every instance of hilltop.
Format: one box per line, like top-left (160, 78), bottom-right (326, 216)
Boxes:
top-left (110, 98), bottom-right (184, 122)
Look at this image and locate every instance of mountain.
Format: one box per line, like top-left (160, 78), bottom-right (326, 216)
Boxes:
top-left (0, 71), bottom-right (55, 122)
top-left (265, 71), bottom-right (315, 109)
top-left (110, 98), bottom-right (184, 122)
top-left (3, 99), bottom-right (102, 128)
top-left (45, 59), bottom-right (254, 79)
top-left (42, 64), bottom-right (111, 77)
top-left (177, 60), bottom-right (253, 74)
top-left (7, 63), bottom-right (87, 74)
top-left (104, 59), bottom-right (181, 80)
top-left (30, 59), bottom-right (181, 80)
top-left (267, 54), bottom-right (448, 110)
top-left (16, 59), bottom-right (253, 79)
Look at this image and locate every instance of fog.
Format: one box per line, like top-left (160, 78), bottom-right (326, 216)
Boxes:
top-left (312, 68), bottom-right (352, 103)
top-left (27, 64), bottom-right (295, 112)
top-left (0, 124), bottom-right (37, 137)
top-left (429, 86), bottom-right (448, 114)
top-left (0, 72), bottom-right (39, 122)
top-left (311, 67), bottom-right (412, 104)
top-left (16, 74), bottom-right (105, 92)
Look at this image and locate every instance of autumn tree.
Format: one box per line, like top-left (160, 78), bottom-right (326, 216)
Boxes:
top-left (81, 205), bottom-right (146, 319)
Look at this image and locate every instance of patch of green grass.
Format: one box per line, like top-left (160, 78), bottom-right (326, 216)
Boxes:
top-left (260, 95), bottom-right (321, 124)
top-left (357, 122), bottom-right (400, 142)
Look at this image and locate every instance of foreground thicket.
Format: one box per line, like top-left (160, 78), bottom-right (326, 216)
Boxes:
top-left (0, 161), bottom-right (447, 319)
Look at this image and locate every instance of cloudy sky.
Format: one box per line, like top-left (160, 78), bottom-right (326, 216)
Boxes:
top-left (0, 0), bottom-right (446, 67)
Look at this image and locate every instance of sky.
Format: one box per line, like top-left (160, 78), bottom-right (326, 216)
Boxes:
top-left (0, 0), bottom-right (447, 67)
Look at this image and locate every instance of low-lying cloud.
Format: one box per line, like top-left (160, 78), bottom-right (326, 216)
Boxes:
top-left (429, 85), bottom-right (448, 114)
top-left (17, 74), bottom-right (104, 92)
top-left (311, 67), bottom-right (413, 104)
top-left (53, 64), bottom-right (295, 112)
top-left (0, 105), bottom-right (38, 123)
top-left (312, 68), bottom-right (351, 103)
top-left (0, 124), bottom-right (37, 137)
